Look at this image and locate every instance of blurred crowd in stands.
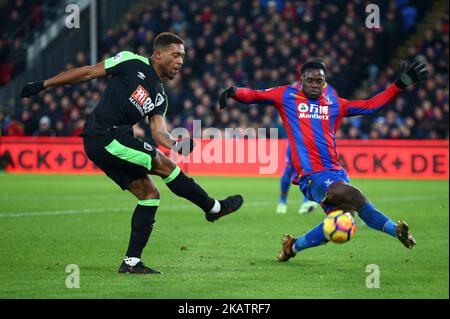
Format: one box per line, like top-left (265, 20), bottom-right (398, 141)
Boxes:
top-left (0, 0), bottom-right (448, 140)
top-left (0, 0), bottom-right (60, 85)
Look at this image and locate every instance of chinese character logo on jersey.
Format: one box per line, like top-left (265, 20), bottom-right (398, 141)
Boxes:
top-left (297, 102), bottom-right (329, 120)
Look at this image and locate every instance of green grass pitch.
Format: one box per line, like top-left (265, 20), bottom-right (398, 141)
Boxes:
top-left (0, 173), bottom-right (448, 299)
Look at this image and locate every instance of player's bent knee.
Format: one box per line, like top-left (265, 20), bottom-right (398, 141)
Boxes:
top-left (141, 178), bottom-right (160, 199)
top-left (141, 187), bottom-right (160, 200)
top-left (137, 182), bottom-right (160, 200)
top-left (150, 150), bottom-right (177, 177)
top-left (344, 186), bottom-right (368, 209)
top-left (128, 176), bottom-right (160, 200)
top-left (324, 183), bottom-right (367, 211)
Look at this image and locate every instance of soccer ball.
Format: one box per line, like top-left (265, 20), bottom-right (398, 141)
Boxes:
top-left (323, 210), bottom-right (356, 243)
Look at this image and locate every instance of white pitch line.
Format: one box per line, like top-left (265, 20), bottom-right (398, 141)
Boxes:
top-left (0, 193), bottom-right (447, 202)
top-left (0, 194), bottom-right (447, 218)
top-left (0, 201), bottom-right (271, 218)
top-left (0, 207), bottom-right (129, 218)
top-left (0, 194), bottom-right (129, 201)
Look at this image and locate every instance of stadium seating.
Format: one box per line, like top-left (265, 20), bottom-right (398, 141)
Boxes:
top-left (0, 0), bottom-right (448, 139)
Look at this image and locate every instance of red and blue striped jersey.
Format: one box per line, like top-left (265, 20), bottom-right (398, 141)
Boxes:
top-left (232, 83), bottom-right (403, 177)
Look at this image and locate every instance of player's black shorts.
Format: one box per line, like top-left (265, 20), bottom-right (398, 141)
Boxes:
top-left (83, 125), bottom-right (157, 190)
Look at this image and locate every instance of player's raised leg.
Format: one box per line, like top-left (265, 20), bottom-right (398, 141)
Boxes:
top-left (150, 150), bottom-right (243, 222)
top-left (324, 182), bottom-right (416, 249)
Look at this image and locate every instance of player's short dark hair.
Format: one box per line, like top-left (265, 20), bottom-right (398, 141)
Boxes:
top-left (153, 32), bottom-right (184, 51)
top-left (301, 59), bottom-right (327, 76)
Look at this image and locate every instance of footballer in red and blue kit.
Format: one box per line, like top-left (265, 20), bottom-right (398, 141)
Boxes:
top-left (229, 80), bottom-right (401, 193)
top-left (219, 59), bottom-right (428, 261)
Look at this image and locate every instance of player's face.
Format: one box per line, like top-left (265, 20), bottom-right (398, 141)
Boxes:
top-left (159, 43), bottom-right (185, 80)
top-left (301, 69), bottom-right (326, 100)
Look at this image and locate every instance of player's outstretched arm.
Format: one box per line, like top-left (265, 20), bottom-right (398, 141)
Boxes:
top-left (20, 61), bottom-right (107, 98)
top-left (340, 60), bottom-right (428, 116)
top-left (219, 86), bottom-right (286, 109)
top-left (149, 115), bottom-right (195, 156)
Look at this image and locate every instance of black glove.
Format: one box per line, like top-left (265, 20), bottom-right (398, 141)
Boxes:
top-left (172, 138), bottom-right (195, 156)
top-left (394, 61), bottom-right (429, 89)
top-left (219, 86), bottom-right (236, 110)
top-left (20, 81), bottom-right (44, 98)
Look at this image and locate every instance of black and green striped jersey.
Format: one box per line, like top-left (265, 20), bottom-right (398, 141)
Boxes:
top-left (82, 51), bottom-right (168, 136)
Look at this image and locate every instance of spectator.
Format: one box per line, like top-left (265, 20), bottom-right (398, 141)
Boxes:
top-left (34, 116), bottom-right (55, 136)
top-left (5, 116), bottom-right (25, 136)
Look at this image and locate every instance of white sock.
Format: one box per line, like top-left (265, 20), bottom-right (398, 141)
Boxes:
top-left (209, 200), bottom-right (221, 213)
top-left (124, 256), bottom-right (140, 266)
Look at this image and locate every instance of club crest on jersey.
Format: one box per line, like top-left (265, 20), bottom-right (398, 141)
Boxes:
top-left (129, 85), bottom-right (155, 115)
top-left (155, 93), bottom-right (165, 107)
top-left (297, 102), bottom-right (329, 120)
